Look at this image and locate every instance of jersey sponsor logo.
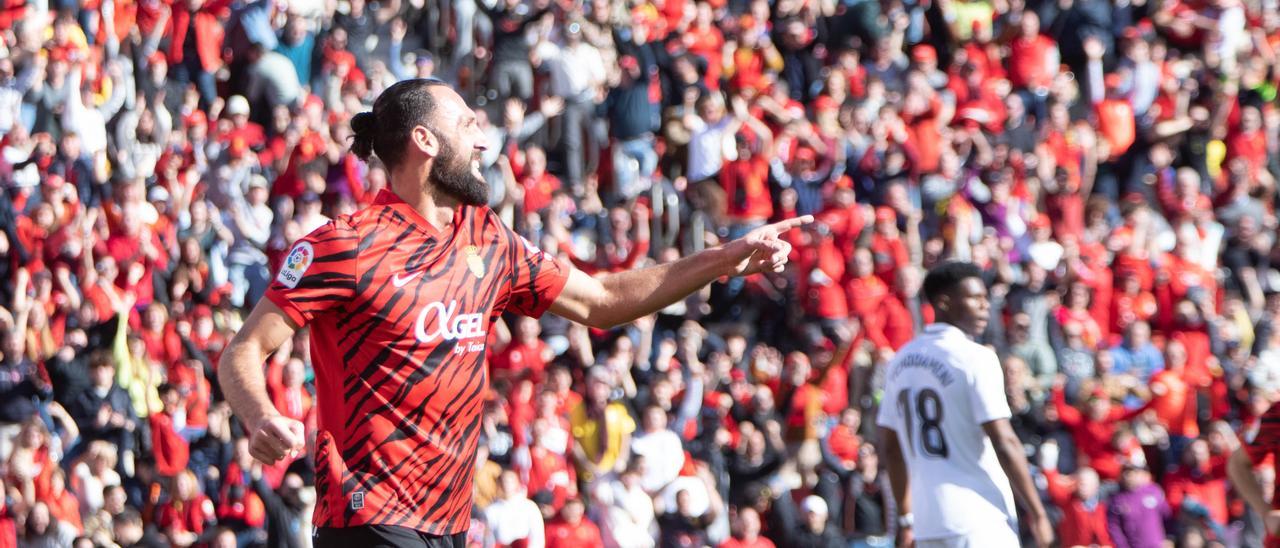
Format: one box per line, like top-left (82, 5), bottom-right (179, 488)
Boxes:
top-left (277, 241), bottom-right (314, 288)
top-left (463, 245), bottom-right (485, 279)
top-left (392, 270), bottom-right (423, 288)
top-left (414, 300), bottom-right (487, 343)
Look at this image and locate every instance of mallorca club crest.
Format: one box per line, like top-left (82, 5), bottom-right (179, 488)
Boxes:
top-left (463, 245), bottom-right (485, 279)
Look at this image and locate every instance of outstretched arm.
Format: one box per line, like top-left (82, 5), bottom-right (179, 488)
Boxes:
top-left (549, 216), bottom-right (812, 328)
top-left (1050, 379), bottom-right (1083, 427)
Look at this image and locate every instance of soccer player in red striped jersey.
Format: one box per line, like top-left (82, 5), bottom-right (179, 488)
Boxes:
top-left (1229, 395), bottom-right (1280, 547)
top-left (217, 79), bottom-right (811, 547)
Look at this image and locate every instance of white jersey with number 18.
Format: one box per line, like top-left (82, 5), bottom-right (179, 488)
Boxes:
top-left (875, 323), bottom-right (1018, 542)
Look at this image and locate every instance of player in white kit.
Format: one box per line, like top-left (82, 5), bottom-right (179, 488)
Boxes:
top-left (876, 262), bottom-right (1052, 548)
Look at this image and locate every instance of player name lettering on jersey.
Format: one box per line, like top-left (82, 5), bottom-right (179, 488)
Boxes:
top-left (889, 352), bottom-right (958, 387)
top-left (415, 300), bottom-right (487, 343)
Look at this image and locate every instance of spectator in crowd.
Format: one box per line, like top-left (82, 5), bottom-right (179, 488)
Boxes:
top-left (480, 0), bottom-right (550, 102)
top-left (842, 442), bottom-right (895, 546)
top-left (769, 492), bottom-right (843, 548)
top-left (1110, 321), bottom-right (1165, 383)
top-left (545, 496), bottom-right (602, 548)
top-left (718, 505), bottom-right (772, 548)
top-left (1164, 437), bottom-right (1231, 542)
top-left (655, 463), bottom-right (723, 548)
top-left (570, 365), bottom-right (635, 484)
top-left (1107, 462), bottom-right (1171, 548)
top-left (153, 469), bottom-right (215, 547)
top-left (19, 501), bottom-right (77, 548)
top-left (630, 404), bottom-right (685, 495)
top-left (602, 54), bottom-right (659, 201)
top-left (1043, 464), bottom-right (1111, 547)
top-left (485, 469), bottom-right (546, 548)
top-left (249, 463), bottom-right (311, 548)
top-left (70, 440), bottom-right (121, 518)
top-left (149, 383), bottom-right (191, 479)
top-left (598, 462), bottom-right (656, 548)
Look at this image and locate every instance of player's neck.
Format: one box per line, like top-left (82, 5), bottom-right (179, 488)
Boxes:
top-left (389, 168), bottom-right (460, 232)
top-left (932, 318), bottom-right (959, 331)
top-left (932, 319), bottom-right (974, 338)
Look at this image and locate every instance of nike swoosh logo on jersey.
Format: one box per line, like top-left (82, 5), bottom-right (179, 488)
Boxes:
top-left (392, 271), bottom-right (422, 288)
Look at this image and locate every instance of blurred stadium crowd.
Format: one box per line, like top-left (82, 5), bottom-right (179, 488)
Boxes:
top-left (1, 0), bottom-right (1280, 545)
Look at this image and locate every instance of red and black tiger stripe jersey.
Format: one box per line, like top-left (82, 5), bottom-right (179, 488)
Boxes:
top-left (1244, 402), bottom-right (1280, 548)
top-left (264, 189), bottom-right (571, 535)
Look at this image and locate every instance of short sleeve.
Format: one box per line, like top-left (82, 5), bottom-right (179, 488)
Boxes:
top-left (875, 364), bottom-right (900, 430)
top-left (504, 230), bottom-right (571, 318)
top-left (971, 347), bottom-right (1013, 425)
top-left (264, 221), bottom-right (359, 327)
top-left (616, 404), bottom-right (636, 435)
top-left (1245, 405), bottom-right (1280, 465)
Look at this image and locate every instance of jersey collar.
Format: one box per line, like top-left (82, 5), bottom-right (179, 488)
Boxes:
top-left (372, 189), bottom-right (465, 237)
top-left (923, 322), bottom-right (967, 338)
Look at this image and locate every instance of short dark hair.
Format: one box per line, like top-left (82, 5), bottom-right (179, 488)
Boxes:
top-left (350, 78), bottom-right (451, 169)
top-left (113, 508), bottom-right (143, 527)
top-left (922, 261), bottom-right (983, 307)
top-left (88, 350), bottom-right (114, 369)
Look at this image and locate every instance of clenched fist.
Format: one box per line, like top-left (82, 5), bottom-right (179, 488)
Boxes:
top-left (249, 415), bottom-right (305, 464)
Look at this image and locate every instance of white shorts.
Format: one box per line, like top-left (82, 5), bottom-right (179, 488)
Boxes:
top-left (916, 525), bottom-right (1020, 548)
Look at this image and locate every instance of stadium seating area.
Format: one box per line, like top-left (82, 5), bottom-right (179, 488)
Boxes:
top-left (0, 0), bottom-right (1279, 545)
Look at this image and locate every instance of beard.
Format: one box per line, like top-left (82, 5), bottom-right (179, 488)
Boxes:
top-left (430, 138), bottom-right (489, 206)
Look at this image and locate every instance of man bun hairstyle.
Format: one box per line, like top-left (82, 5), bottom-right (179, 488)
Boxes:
top-left (349, 112), bottom-right (377, 160)
top-left (922, 261), bottom-right (983, 307)
top-left (348, 78), bottom-right (450, 169)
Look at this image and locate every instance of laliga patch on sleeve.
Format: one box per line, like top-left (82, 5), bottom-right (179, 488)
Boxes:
top-left (277, 241), bottom-right (314, 288)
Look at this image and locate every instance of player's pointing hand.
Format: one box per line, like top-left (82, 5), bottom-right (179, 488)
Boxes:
top-left (250, 415), bottom-right (306, 465)
top-left (723, 215), bottom-right (814, 277)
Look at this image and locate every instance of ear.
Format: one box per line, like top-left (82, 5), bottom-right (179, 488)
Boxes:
top-left (410, 125), bottom-right (439, 158)
top-left (934, 293), bottom-right (950, 313)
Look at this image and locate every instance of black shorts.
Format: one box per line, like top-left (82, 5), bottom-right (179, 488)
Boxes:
top-left (313, 525), bottom-right (466, 548)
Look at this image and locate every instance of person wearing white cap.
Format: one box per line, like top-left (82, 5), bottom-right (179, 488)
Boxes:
top-left (755, 489), bottom-right (843, 548)
top-left (219, 94), bottom-right (270, 155)
top-left (224, 173), bottom-right (274, 308)
top-left (226, 94), bottom-right (251, 118)
top-left (793, 495), bottom-right (843, 547)
top-left (801, 495), bottom-right (826, 514)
